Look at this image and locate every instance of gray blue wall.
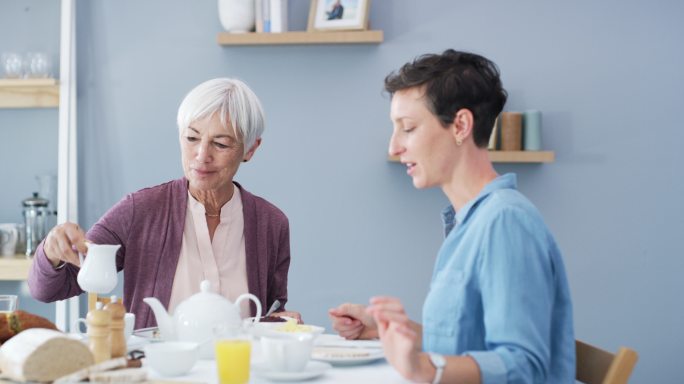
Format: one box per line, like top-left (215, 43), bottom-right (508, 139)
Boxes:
top-left (2, 1), bottom-right (683, 382)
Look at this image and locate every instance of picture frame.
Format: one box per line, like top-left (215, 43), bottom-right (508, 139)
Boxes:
top-left (307, 0), bottom-right (371, 32)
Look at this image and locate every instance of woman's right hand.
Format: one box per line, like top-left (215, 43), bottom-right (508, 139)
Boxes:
top-left (42, 222), bottom-right (87, 268)
top-left (328, 303), bottom-right (378, 340)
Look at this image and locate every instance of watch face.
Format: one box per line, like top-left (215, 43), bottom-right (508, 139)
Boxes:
top-left (430, 352), bottom-right (446, 368)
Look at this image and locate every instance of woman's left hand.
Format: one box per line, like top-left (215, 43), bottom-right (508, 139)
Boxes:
top-left (366, 297), bottom-right (426, 381)
top-left (272, 311), bottom-right (303, 324)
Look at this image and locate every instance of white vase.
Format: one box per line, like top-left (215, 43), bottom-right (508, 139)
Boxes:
top-left (218, 0), bottom-right (256, 33)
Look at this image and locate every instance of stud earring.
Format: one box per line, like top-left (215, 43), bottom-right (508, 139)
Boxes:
top-left (456, 137), bottom-right (463, 146)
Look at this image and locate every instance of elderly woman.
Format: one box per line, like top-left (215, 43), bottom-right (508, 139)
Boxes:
top-left (329, 51), bottom-right (574, 383)
top-left (28, 78), bottom-right (297, 329)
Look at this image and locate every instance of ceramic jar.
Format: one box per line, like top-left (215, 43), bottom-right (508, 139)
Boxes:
top-left (218, 0), bottom-right (256, 33)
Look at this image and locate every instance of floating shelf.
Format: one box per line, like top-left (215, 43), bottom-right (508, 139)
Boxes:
top-left (0, 255), bottom-right (33, 281)
top-left (0, 78), bottom-right (59, 108)
top-left (389, 151), bottom-right (555, 164)
top-left (217, 30), bottom-right (383, 46)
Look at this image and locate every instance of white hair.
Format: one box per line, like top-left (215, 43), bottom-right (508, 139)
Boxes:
top-left (177, 78), bottom-right (265, 154)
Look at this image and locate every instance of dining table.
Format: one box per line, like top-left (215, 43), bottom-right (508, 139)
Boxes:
top-left (140, 334), bottom-right (411, 384)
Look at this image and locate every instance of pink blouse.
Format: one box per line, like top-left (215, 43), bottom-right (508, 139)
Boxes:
top-left (168, 187), bottom-right (250, 317)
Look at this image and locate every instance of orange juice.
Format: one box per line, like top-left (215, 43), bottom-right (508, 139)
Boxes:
top-left (215, 339), bottom-right (251, 384)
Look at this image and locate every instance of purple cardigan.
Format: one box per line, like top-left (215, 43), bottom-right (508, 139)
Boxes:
top-left (28, 178), bottom-right (291, 329)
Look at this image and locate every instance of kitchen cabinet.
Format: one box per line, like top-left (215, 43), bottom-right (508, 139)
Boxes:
top-left (217, 30), bottom-right (383, 46)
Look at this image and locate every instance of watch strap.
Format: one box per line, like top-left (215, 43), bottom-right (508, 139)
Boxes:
top-left (428, 352), bottom-right (446, 384)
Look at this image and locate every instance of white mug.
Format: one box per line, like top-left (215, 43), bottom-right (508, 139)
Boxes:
top-left (74, 312), bottom-right (135, 340)
top-left (0, 223), bottom-right (19, 257)
top-left (261, 333), bottom-right (314, 372)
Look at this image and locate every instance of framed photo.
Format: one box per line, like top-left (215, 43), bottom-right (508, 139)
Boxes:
top-left (307, 0), bottom-right (371, 31)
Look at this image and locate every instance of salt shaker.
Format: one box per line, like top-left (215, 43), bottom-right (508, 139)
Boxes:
top-left (87, 301), bottom-right (112, 363)
top-left (103, 295), bottom-right (126, 358)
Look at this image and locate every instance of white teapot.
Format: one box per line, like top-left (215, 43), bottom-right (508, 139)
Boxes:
top-left (143, 280), bottom-right (261, 359)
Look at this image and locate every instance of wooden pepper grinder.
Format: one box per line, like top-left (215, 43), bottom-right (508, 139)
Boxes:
top-left (103, 295), bottom-right (126, 358)
top-left (87, 301), bottom-right (112, 363)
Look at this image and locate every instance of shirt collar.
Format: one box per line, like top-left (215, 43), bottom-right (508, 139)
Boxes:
top-left (187, 184), bottom-right (241, 219)
top-left (441, 173), bottom-right (518, 236)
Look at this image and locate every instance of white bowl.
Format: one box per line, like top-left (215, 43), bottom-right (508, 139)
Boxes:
top-left (144, 341), bottom-right (199, 377)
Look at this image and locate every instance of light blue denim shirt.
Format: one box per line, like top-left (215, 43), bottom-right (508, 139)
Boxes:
top-left (422, 173), bottom-right (575, 384)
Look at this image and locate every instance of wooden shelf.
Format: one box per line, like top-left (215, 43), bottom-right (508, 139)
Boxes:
top-left (217, 30), bottom-right (383, 46)
top-left (0, 78), bottom-right (59, 108)
top-left (389, 151), bottom-right (555, 164)
top-left (0, 255), bottom-right (33, 280)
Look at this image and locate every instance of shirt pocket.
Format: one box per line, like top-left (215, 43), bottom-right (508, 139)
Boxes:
top-left (423, 269), bottom-right (467, 337)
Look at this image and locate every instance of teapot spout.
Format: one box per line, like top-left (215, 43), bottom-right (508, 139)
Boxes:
top-left (143, 297), bottom-right (175, 341)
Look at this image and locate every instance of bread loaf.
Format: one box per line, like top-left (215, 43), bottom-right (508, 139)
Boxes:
top-left (0, 310), bottom-right (58, 343)
top-left (0, 328), bottom-right (94, 382)
top-left (53, 357), bottom-right (128, 383)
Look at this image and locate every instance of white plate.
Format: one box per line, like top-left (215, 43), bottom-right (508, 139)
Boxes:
top-left (252, 361), bottom-right (331, 381)
top-left (311, 346), bottom-right (385, 366)
top-left (246, 319), bottom-right (325, 339)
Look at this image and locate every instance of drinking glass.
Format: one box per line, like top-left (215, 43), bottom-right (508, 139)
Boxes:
top-left (24, 52), bottom-right (52, 78)
top-left (1, 52), bottom-right (23, 78)
top-left (0, 295), bottom-right (18, 313)
top-left (215, 333), bottom-right (252, 384)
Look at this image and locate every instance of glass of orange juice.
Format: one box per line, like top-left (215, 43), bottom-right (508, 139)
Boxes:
top-left (215, 335), bottom-right (252, 384)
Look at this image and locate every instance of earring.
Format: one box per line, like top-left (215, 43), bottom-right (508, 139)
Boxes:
top-left (242, 159), bottom-right (248, 163)
top-left (456, 137), bottom-right (463, 146)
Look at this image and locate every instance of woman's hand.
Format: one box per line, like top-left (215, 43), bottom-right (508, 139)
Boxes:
top-left (42, 222), bottom-right (87, 268)
top-left (328, 303), bottom-right (378, 340)
top-left (367, 296), bottom-right (432, 382)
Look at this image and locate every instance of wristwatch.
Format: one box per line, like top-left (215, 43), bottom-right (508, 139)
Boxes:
top-left (428, 352), bottom-right (446, 384)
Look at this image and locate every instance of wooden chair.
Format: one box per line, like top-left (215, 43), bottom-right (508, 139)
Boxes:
top-left (87, 293), bottom-right (115, 311)
top-left (576, 339), bottom-right (638, 384)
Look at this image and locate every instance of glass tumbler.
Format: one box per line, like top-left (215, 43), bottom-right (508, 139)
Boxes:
top-left (1, 52), bottom-right (24, 78)
top-left (24, 52), bottom-right (52, 78)
top-left (0, 295), bottom-right (18, 313)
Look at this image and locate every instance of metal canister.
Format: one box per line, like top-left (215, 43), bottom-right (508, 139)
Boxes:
top-left (22, 192), bottom-right (50, 257)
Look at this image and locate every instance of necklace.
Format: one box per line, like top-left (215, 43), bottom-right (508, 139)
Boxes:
top-left (205, 212), bottom-right (220, 217)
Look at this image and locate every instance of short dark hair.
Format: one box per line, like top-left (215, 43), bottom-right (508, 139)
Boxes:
top-left (384, 50), bottom-right (508, 148)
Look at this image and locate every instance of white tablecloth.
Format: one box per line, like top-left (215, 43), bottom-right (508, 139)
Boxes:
top-left (148, 359), bottom-right (409, 384)
top-left (142, 334), bottom-right (410, 384)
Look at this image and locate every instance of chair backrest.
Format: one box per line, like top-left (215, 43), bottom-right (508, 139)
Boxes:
top-left (87, 292), bottom-right (113, 311)
top-left (576, 339), bottom-right (638, 384)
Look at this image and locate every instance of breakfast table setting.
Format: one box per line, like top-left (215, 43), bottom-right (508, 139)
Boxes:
top-left (0, 258), bottom-right (411, 383)
top-left (138, 333), bottom-right (408, 384)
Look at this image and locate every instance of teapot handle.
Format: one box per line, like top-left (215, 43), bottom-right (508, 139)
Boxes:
top-left (235, 293), bottom-right (262, 323)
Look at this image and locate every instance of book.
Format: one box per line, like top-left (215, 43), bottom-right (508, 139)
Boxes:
top-left (270, 0), bottom-right (288, 33)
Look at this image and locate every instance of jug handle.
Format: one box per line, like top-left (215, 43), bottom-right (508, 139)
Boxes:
top-left (78, 241), bottom-right (90, 267)
top-left (235, 293), bottom-right (262, 323)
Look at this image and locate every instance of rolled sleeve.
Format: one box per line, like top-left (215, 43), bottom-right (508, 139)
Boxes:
top-left (467, 351), bottom-right (508, 384)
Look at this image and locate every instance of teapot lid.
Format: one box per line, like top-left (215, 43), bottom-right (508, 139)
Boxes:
top-left (177, 280), bottom-right (231, 312)
top-left (23, 192), bottom-right (49, 207)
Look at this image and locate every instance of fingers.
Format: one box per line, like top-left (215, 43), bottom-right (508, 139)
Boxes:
top-left (43, 223), bottom-right (87, 267)
top-left (329, 303), bottom-right (366, 318)
top-left (338, 322), bottom-right (365, 340)
top-left (367, 296), bottom-right (410, 334)
top-left (392, 321), bottom-right (417, 340)
top-left (328, 303), bottom-right (367, 340)
top-left (367, 296), bottom-right (406, 318)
